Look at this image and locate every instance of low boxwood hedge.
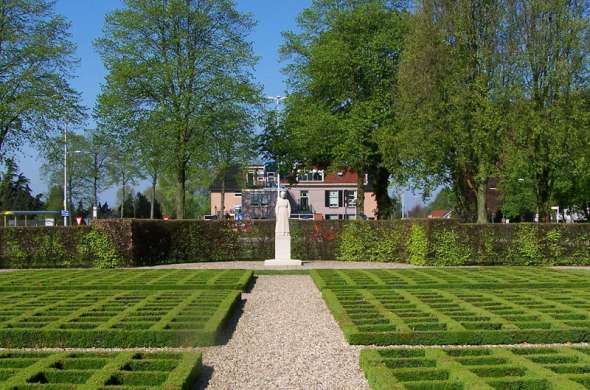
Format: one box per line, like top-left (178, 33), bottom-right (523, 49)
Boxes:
top-left (0, 351), bottom-right (201, 389)
top-left (361, 347), bottom-right (590, 390)
top-left (0, 289), bottom-right (241, 348)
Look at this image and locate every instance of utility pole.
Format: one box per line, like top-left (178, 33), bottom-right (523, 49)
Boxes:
top-left (266, 96), bottom-right (287, 195)
top-left (63, 126), bottom-right (68, 226)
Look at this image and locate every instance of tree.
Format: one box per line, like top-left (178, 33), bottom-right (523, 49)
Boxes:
top-left (41, 132), bottom-right (91, 211)
top-left (107, 138), bottom-right (143, 218)
top-left (0, 0), bottom-right (83, 160)
top-left (385, 0), bottom-right (511, 223)
top-left (80, 128), bottom-right (113, 213)
top-left (426, 188), bottom-right (456, 215)
top-left (0, 159), bottom-right (44, 210)
top-left (501, 0), bottom-right (590, 221)
top-left (279, 0), bottom-right (409, 219)
top-left (208, 102), bottom-right (257, 219)
top-left (96, 0), bottom-right (259, 219)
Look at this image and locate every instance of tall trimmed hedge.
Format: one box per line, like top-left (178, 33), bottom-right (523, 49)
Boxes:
top-left (1, 219), bottom-right (589, 267)
top-left (0, 226), bottom-right (122, 268)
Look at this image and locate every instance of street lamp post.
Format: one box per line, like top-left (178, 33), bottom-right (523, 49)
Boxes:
top-left (266, 95), bottom-right (287, 196)
top-left (63, 126), bottom-right (68, 226)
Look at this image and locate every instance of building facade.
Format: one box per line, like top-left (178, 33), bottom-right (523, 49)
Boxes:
top-left (210, 165), bottom-right (377, 220)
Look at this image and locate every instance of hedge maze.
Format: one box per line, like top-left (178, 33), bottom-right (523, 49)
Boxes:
top-left (0, 351), bottom-right (201, 389)
top-left (0, 289), bottom-right (241, 347)
top-left (311, 267), bottom-right (590, 290)
top-left (0, 269), bottom-right (252, 348)
top-left (361, 347), bottom-right (590, 390)
top-left (313, 268), bottom-right (590, 347)
top-left (0, 269), bottom-right (252, 291)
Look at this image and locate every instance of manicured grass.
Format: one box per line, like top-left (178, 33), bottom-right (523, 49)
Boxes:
top-left (361, 347), bottom-right (590, 389)
top-left (311, 268), bottom-right (590, 290)
top-left (0, 289), bottom-right (240, 347)
top-left (0, 351), bottom-right (200, 389)
top-left (0, 269), bottom-right (253, 291)
top-left (323, 287), bottom-right (590, 345)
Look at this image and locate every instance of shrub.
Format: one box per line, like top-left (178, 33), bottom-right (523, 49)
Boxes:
top-left (77, 230), bottom-right (123, 269)
top-left (431, 229), bottom-right (471, 266)
top-left (408, 224), bottom-right (428, 265)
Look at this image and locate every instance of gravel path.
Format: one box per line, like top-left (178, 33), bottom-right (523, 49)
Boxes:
top-left (198, 275), bottom-right (369, 390)
top-left (146, 260), bottom-right (413, 270)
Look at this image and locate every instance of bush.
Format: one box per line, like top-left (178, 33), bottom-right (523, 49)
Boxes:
top-left (0, 227), bottom-right (119, 268)
top-left (408, 224), bottom-right (428, 265)
top-left (1, 219), bottom-right (590, 267)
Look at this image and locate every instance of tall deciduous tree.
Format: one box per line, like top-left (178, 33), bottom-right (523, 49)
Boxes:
top-left (96, 0), bottom-right (259, 219)
top-left (503, 0), bottom-right (590, 221)
top-left (0, 0), bottom-right (82, 159)
top-left (385, 0), bottom-right (511, 223)
top-left (279, 0), bottom-right (409, 218)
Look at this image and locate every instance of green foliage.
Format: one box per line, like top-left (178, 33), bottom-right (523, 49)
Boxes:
top-left (78, 230), bottom-right (122, 269)
top-left (0, 269), bottom-right (252, 291)
top-left (0, 287), bottom-right (241, 347)
top-left (278, 1), bottom-right (410, 217)
top-left (96, 0), bottom-right (259, 219)
top-left (337, 221), bottom-right (374, 261)
top-left (0, 351), bottom-right (201, 388)
top-left (323, 284), bottom-right (590, 346)
top-left (431, 230), bottom-right (471, 266)
top-left (0, 0), bottom-right (82, 159)
top-left (544, 229), bottom-right (563, 260)
top-left (361, 347), bottom-right (590, 389)
top-left (510, 224), bottom-right (543, 265)
top-left (407, 224), bottom-right (428, 265)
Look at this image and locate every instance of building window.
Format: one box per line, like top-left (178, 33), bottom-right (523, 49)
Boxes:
top-left (326, 214), bottom-right (342, 220)
top-left (325, 190), bottom-right (341, 208)
top-left (344, 190), bottom-right (356, 207)
top-left (235, 193), bottom-right (242, 197)
top-left (251, 193), bottom-right (270, 207)
top-left (297, 170), bottom-right (324, 182)
top-left (299, 191), bottom-right (309, 211)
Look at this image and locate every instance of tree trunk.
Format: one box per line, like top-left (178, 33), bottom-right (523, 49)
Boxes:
top-left (372, 167), bottom-right (393, 220)
top-left (220, 176), bottom-right (226, 221)
top-left (120, 185), bottom-right (125, 219)
top-left (176, 165), bottom-right (186, 219)
top-left (150, 175), bottom-right (157, 220)
top-left (356, 170), bottom-right (365, 218)
top-left (476, 181), bottom-right (488, 224)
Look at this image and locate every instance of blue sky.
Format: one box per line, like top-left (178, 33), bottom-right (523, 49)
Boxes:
top-left (18, 0), bottom-right (310, 202)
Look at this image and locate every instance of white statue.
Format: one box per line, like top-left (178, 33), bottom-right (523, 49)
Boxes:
top-left (265, 189), bottom-right (302, 266)
top-left (275, 190), bottom-right (291, 236)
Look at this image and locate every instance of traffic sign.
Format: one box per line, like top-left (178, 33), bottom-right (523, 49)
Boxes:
top-left (60, 210), bottom-right (70, 217)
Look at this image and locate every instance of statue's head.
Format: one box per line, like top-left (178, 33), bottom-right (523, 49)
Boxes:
top-left (280, 190), bottom-right (288, 199)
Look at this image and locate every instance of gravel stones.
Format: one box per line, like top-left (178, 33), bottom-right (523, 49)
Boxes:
top-left (199, 275), bottom-right (369, 390)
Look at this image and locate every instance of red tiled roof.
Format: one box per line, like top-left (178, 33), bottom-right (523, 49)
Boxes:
top-left (429, 210), bottom-right (451, 218)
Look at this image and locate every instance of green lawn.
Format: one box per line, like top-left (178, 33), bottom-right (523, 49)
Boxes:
top-left (0, 351), bottom-right (200, 389)
top-left (361, 347), bottom-right (590, 390)
top-left (0, 269), bottom-right (253, 291)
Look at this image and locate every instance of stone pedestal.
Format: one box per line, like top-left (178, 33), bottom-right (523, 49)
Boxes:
top-left (264, 234), bottom-right (302, 266)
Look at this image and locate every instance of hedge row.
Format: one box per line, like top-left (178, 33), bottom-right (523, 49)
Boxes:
top-left (0, 269), bottom-right (253, 291)
top-left (1, 219), bottom-right (589, 267)
top-left (360, 347), bottom-right (590, 390)
top-left (0, 351), bottom-right (201, 389)
top-left (0, 227), bottom-right (122, 268)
